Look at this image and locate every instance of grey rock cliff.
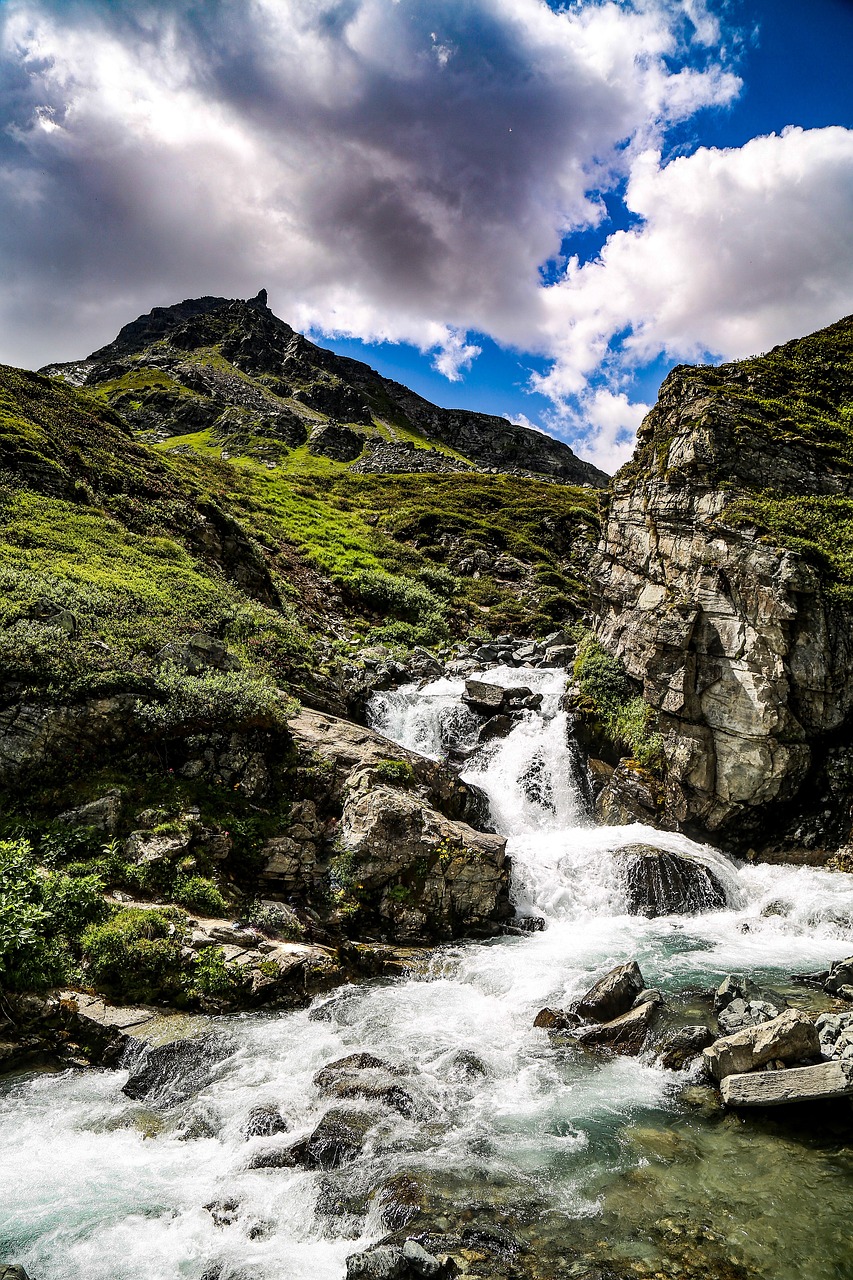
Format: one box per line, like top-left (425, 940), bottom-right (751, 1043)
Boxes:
top-left (593, 319), bottom-right (853, 843)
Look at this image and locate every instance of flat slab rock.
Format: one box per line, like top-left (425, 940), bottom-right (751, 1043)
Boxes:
top-left (721, 1059), bottom-right (853, 1108)
top-left (703, 1009), bottom-right (820, 1082)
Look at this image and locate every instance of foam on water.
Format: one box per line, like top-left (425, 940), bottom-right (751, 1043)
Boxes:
top-left (3, 666), bottom-right (853, 1279)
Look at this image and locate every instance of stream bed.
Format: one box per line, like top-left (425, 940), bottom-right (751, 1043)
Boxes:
top-left (2, 668), bottom-right (853, 1279)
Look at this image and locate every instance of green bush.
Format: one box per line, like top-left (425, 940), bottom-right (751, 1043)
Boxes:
top-left (373, 759), bottom-right (415, 787)
top-left (0, 838), bottom-right (109, 991)
top-left (573, 633), bottom-right (664, 773)
top-left (189, 945), bottom-right (239, 999)
top-left (81, 906), bottom-right (187, 1000)
top-left (172, 874), bottom-right (228, 916)
top-left (133, 664), bottom-right (293, 734)
top-left (344, 568), bottom-right (445, 625)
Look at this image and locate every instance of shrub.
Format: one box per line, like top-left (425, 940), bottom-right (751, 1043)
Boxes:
top-left (373, 759), bottom-right (415, 787)
top-left (133, 664), bottom-right (293, 734)
top-left (244, 898), bottom-right (305, 940)
top-left (189, 945), bottom-right (239, 999)
top-left (0, 838), bottom-right (109, 991)
top-left (172, 874), bottom-right (228, 916)
top-left (81, 906), bottom-right (187, 1000)
top-left (573, 633), bottom-right (665, 773)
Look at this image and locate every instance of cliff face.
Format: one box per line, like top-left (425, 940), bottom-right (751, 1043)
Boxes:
top-left (594, 317), bottom-right (853, 845)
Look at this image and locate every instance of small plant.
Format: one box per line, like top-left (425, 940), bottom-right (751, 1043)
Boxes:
top-left (172, 874), bottom-right (228, 916)
top-left (373, 759), bottom-right (415, 787)
top-left (190, 945), bottom-right (239, 999)
top-left (386, 884), bottom-right (412, 903)
top-left (81, 906), bottom-right (187, 1000)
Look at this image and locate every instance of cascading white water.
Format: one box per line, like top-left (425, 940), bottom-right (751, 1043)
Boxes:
top-left (3, 667), bottom-right (853, 1280)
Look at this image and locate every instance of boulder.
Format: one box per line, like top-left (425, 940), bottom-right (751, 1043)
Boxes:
top-left (702, 1009), bottom-right (820, 1082)
top-left (720, 1059), bottom-right (853, 1108)
top-left (533, 1007), bottom-right (581, 1031)
top-left (717, 998), bottom-right (781, 1035)
top-left (160, 632), bottom-right (242, 675)
top-left (339, 784), bottom-right (509, 941)
top-left (575, 960), bottom-right (645, 1022)
top-left (122, 1033), bottom-right (232, 1106)
top-left (55, 787), bottom-right (123, 833)
top-left (314, 1053), bottom-right (413, 1115)
top-left (307, 422), bottom-right (365, 461)
top-left (0, 1268), bottom-right (30, 1280)
top-left (462, 681), bottom-right (506, 713)
top-left (825, 955), bottom-right (853, 996)
top-left (616, 844), bottom-right (728, 916)
top-left (656, 1025), bottom-right (715, 1070)
top-left (346, 1240), bottom-right (455, 1280)
top-left (543, 645), bottom-right (574, 668)
top-left (302, 1107), bottom-right (379, 1170)
top-left (595, 761), bottom-right (666, 826)
top-left (714, 974), bottom-right (787, 1033)
top-left (242, 1104), bottom-right (289, 1139)
top-left (815, 1011), bottom-right (853, 1062)
top-left (575, 998), bottom-right (660, 1055)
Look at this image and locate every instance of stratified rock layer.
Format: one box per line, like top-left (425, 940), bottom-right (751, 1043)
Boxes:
top-left (594, 316), bottom-right (853, 844)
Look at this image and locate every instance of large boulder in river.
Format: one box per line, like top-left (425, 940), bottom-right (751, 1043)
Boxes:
top-left (339, 782), bottom-right (510, 942)
top-left (702, 1009), bottom-right (819, 1082)
top-left (122, 1033), bottom-right (233, 1106)
top-left (616, 844), bottom-right (727, 916)
top-left (575, 997), bottom-right (660, 1055)
top-left (575, 960), bottom-right (645, 1022)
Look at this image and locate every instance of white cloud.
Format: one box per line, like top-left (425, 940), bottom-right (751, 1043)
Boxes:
top-left (549, 389), bottom-right (650, 474)
top-left (536, 126), bottom-right (853, 402)
top-left (0, 0), bottom-right (740, 372)
top-left (430, 327), bottom-right (482, 381)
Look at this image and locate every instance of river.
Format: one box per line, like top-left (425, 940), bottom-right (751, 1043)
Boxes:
top-left (2, 667), bottom-right (853, 1279)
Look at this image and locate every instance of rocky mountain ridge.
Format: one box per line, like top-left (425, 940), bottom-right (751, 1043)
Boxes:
top-left (42, 290), bottom-right (608, 487)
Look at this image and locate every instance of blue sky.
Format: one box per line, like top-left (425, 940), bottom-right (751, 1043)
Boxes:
top-left (318, 0), bottom-right (853, 452)
top-left (1, 0), bottom-right (852, 469)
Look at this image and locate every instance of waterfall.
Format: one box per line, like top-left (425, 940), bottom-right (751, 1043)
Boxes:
top-left (3, 667), bottom-right (853, 1280)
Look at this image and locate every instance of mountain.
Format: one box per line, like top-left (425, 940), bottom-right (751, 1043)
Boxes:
top-left (592, 313), bottom-right (853, 854)
top-left (41, 289), bottom-right (608, 488)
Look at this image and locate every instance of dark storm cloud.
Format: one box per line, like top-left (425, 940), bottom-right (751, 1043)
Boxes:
top-left (0, 0), bottom-right (740, 373)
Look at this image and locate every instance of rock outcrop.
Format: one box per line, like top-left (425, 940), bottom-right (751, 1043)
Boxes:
top-left (593, 315), bottom-right (853, 848)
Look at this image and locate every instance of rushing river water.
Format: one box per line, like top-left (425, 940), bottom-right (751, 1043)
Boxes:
top-left (3, 668), bottom-right (853, 1280)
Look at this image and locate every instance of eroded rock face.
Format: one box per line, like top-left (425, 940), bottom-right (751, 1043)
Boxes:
top-left (340, 782), bottom-right (509, 942)
top-left (592, 329), bottom-right (853, 844)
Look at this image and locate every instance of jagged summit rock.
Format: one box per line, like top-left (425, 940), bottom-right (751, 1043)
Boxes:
top-left (40, 291), bottom-right (608, 486)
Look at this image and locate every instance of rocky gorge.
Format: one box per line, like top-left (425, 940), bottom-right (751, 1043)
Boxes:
top-left (2, 302), bottom-right (853, 1280)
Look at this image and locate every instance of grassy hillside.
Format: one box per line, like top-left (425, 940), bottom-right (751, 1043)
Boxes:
top-left (0, 362), bottom-right (601, 708)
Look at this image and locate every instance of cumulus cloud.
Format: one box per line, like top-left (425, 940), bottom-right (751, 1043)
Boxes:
top-left (536, 126), bottom-right (853, 402)
top-left (0, 0), bottom-right (739, 374)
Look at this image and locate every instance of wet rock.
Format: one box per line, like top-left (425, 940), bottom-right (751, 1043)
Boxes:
top-left (533, 1007), bottom-right (581, 1031)
top-left (595, 761), bottom-right (665, 826)
top-left (702, 1009), bottom-right (820, 1081)
top-left (824, 954), bottom-right (853, 996)
top-left (302, 1107), bottom-right (380, 1170)
top-left (575, 960), bottom-right (645, 1023)
top-left (714, 974), bottom-right (787, 1033)
top-left (205, 1197), bottom-right (241, 1227)
top-left (176, 1106), bottom-right (220, 1140)
top-left (314, 1052), bottom-right (402, 1086)
top-left (242, 1104), bottom-right (289, 1139)
top-left (617, 844), bottom-right (728, 916)
top-left (245, 1143), bottom-right (303, 1170)
top-left (717, 997), bottom-right (781, 1035)
top-left (0, 1269), bottom-right (30, 1280)
top-left (477, 714), bottom-right (514, 744)
top-left (448, 1049), bottom-right (488, 1077)
top-left (462, 680), bottom-right (506, 713)
top-left (575, 997), bottom-right (660, 1055)
top-left (656, 1025), bottom-right (715, 1070)
top-left (371, 1174), bottom-right (425, 1230)
top-left (122, 1033), bottom-right (232, 1106)
top-left (720, 1059), bottom-right (853, 1108)
top-left (346, 1239), bottom-right (456, 1279)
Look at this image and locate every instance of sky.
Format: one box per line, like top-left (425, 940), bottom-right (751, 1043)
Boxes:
top-left (1, 0), bottom-right (852, 472)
